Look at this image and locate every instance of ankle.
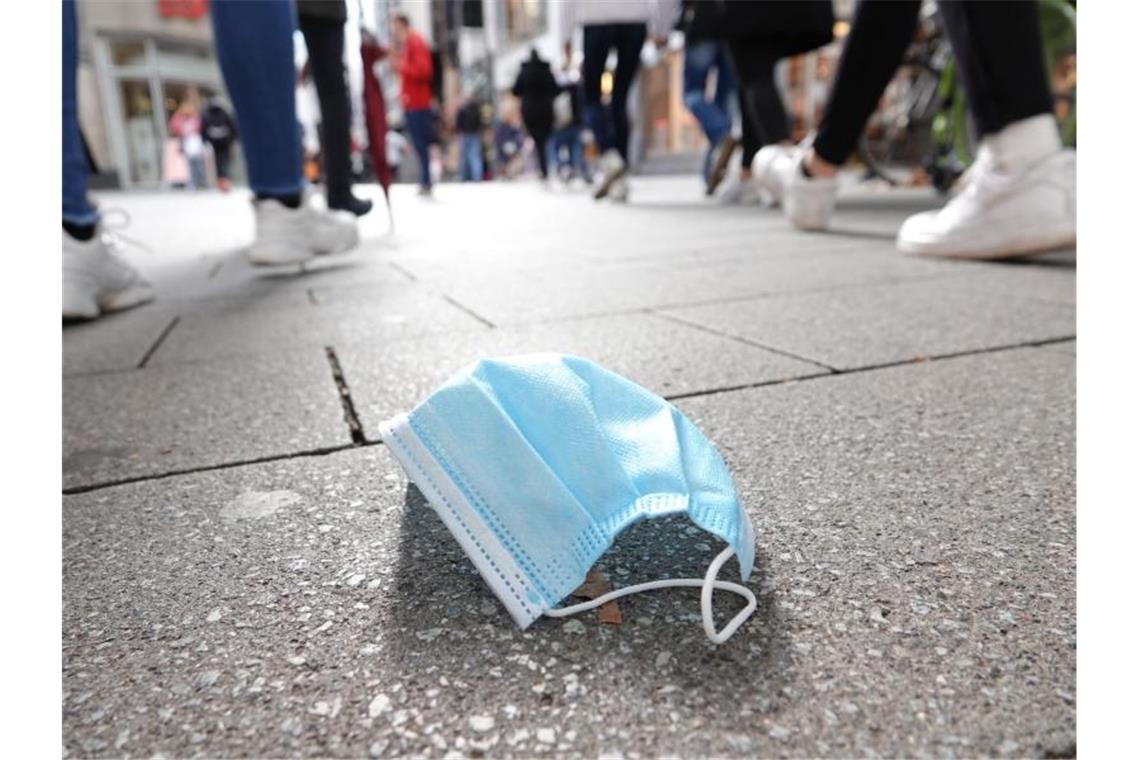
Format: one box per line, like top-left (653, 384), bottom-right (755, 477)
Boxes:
top-left (256, 192), bottom-right (302, 209)
top-left (803, 149), bottom-right (839, 179)
top-left (64, 220), bottom-right (97, 242)
top-left (982, 113), bottom-right (1061, 173)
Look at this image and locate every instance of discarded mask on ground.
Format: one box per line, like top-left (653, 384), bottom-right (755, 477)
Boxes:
top-left (380, 353), bottom-right (757, 644)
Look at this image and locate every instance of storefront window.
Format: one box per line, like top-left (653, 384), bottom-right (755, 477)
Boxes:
top-left (118, 79), bottom-right (160, 183)
top-left (110, 40), bottom-right (147, 67)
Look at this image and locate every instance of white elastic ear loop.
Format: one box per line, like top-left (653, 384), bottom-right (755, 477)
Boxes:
top-left (543, 546), bottom-right (757, 645)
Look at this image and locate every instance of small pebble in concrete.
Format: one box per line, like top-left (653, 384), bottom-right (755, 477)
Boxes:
top-left (469, 715), bottom-right (495, 733)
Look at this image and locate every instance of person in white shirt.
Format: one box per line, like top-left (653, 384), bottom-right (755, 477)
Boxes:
top-left (560, 0), bottom-right (674, 201)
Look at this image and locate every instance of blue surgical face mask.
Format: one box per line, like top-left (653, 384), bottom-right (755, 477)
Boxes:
top-left (380, 354), bottom-right (757, 644)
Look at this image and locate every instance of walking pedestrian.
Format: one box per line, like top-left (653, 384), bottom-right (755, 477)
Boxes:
top-left (560, 0), bottom-right (675, 201)
top-left (753, 0), bottom-right (1076, 260)
top-left (681, 0), bottom-right (833, 204)
top-left (391, 13), bottom-right (435, 196)
top-left (168, 95), bottom-right (207, 191)
top-left (201, 97), bottom-right (237, 192)
top-left (681, 39), bottom-right (737, 195)
top-left (455, 93), bottom-right (485, 182)
top-left (298, 0), bottom-right (373, 216)
top-left (548, 65), bottom-right (589, 183)
top-left (511, 49), bottom-right (561, 181)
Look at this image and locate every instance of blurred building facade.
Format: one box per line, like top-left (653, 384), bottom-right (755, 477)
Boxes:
top-left (75, 0), bottom-right (234, 188)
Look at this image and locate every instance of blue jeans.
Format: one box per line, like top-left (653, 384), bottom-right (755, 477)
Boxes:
top-left (547, 126), bottom-right (586, 179)
top-left (405, 109), bottom-right (434, 189)
top-left (458, 132), bottom-right (483, 181)
top-left (683, 41), bottom-right (736, 182)
top-left (63, 0), bottom-right (97, 225)
top-left (209, 0), bottom-right (301, 196)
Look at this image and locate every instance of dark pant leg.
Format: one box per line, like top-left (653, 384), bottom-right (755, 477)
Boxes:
top-left (937, 0), bottom-right (1053, 136)
top-left (581, 25), bottom-right (615, 153)
top-left (727, 41), bottom-right (789, 166)
top-left (212, 142), bottom-right (231, 179)
top-left (813, 0), bottom-right (921, 165)
top-left (532, 128), bottom-right (551, 177)
top-left (405, 108), bottom-right (433, 188)
top-left (609, 23), bottom-right (648, 163)
top-left (299, 13), bottom-right (353, 202)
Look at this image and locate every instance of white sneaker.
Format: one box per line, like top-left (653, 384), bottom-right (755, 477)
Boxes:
top-left (897, 149), bottom-right (1076, 259)
top-left (607, 176), bottom-right (630, 203)
top-left (714, 171), bottom-right (761, 205)
top-left (751, 144), bottom-right (796, 207)
top-left (775, 150), bottom-right (839, 231)
top-left (63, 222), bottom-right (154, 320)
top-left (593, 149), bottom-right (627, 200)
top-left (249, 192), bottom-right (359, 266)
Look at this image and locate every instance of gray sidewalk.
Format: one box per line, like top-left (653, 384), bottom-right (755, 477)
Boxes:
top-left (62, 177), bottom-right (1075, 758)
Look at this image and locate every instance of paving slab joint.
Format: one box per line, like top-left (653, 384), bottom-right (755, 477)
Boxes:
top-left (325, 346), bottom-right (367, 446)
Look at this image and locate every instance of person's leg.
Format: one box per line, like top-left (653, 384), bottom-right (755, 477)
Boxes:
top-left (538, 129), bottom-right (553, 178)
top-left (62, 0), bottom-right (98, 234)
top-left (581, 25), bottom-right (614, 154)
top-left (62, 0), bottom-right (154, 319)
top-left (209, 0), bottom-right (302, 199)
top-left (812, 0), bottom-right (922, 167)
top-left (729, 41), bottom-right (789, 158)
top-left (299, 12), bottom-right (362, 211)
top-left (609, 23), bottom-right (648, 163)
top-left (458, 134), bottom-right (471, 181)
top-left (406, 109), bottom-right (433, 190)
top-left (938, 0), bottom-right (1053, 137)
top-left (897, 0), bottom-right (1072, 258)
top-left (683, 41), bottom-right (731, 146)
top-left (712, 43), bottom-right (736, 121)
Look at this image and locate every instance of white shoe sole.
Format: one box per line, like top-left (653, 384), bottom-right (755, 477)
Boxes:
top-left (248, 245), bottom-right (316, 267)
top-left (899, 218), bottom-right (1076, 260)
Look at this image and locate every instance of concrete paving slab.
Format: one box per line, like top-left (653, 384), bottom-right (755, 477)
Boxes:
top-left (663, 277), bottom-right (1075, 370)
top-left (62, 347), bottom-right (1072, 758)
top-left (943, 259), bottom-right (1076, 306)
top-left (440, 250), bottom-right (963, 326)
top-left (336, 312), bottom-right (826, 438)
top-left (64, 305), bottom-right (180, 376)
top-left (146, 285), bottom-right (491, 366)
top-left (63, 348), bottom-right (349, 490)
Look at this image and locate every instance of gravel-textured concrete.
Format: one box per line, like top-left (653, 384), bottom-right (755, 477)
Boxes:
top-left (63, 179), bottom-right (1076, 757)
top-left (337, 312), bottom-right (825, 438)
top-left (663, 277), bottom-right (1075, 370)
top-left (63, 348), bottom-right (1073, 758)
top-left (63, 348), bottom-right (351, 489)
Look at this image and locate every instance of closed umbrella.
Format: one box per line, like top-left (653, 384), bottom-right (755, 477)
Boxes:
top-left (360, 29), bottom-right (394, 228)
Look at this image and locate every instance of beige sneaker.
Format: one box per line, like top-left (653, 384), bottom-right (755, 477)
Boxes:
top-left (63, 222), bottom-right (154, 321)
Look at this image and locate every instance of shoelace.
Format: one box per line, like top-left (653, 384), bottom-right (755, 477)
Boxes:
top-left (97, 207), bottom-right (155, 257)
top-left (544, 546), bottom-right (757, 644)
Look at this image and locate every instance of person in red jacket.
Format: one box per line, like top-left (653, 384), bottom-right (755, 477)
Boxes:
top-left (392, 13), bottom-right (435, 195)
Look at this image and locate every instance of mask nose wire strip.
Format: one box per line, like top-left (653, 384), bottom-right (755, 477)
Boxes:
top-left (543, 546), bottom-right (757, 644)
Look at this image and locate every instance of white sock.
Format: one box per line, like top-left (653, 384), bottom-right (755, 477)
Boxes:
top-left (982, 113), bottom-right (1061, 174)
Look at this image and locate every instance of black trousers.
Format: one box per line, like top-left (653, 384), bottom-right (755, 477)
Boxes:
top-left (582, 23), bottom-right (647, 162)
top-left (298, 13), bottom-right (353, 203)
top-left (814, 0), bottom-right (1054, 165)
top-left (727, 40), bottom-right (791, 167)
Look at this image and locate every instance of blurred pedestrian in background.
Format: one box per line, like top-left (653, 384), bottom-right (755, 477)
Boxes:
top-left (511, 48), bottom-right (560, 181)
top-left (549, 63), bottom-right (588, 183)
top-left (494, 103), bottom-right (526, 180)
top-left (681, 0), bottom-right (833, 205)
top-left (561, 0), bottom-right (675, 202)
top-left (168, 94), bottom-right (207, 191)
top-left (455, 92), bottom-right (485, 182)
top-left (201, 96), bottom-right (237, 193)
top-left (391, 13), bottom-right (435, 196)
top-left (298, 0), bottom-right (372, 216)
top-left (752, 0), bottom-right (1075, 260)
top-left (681, 37), bottom-right (737, 196)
